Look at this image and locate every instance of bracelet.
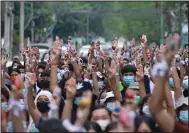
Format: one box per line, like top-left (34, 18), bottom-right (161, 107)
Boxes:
top-left (9, 99), bottom-right (25, 117)
top-left (51, 61), bottom-right (58, 66)
top-left (152, 60), bottom-right (169, 77)
top-left (48, 103), bottom-right (58, 110)
top-left (48, 103), bottom-right (59, 119)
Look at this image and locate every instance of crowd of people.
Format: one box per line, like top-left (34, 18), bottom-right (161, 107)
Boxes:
top-left (1, 33), bottom-right (188, 132)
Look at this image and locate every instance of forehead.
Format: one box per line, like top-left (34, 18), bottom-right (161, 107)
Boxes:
top-left (37, 95), bottom-right (49, 100)
top-left (123, 72), bottom-right (134, 76)
top-left (92, 108), bottom-right (109, 117)
top-left (11, 71), bottom-right (19, 75)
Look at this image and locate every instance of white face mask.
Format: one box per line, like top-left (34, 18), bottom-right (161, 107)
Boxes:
top-left (142, 105), bottom-right (152, 117)
top-left (100, 98), bottom-right (106, 105)
top-left (13, 66), bottom-right (17, 69)
top-left (96, 120), bottom-right (110, 131)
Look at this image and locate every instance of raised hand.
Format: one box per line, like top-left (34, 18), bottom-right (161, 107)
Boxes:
top-left (140, 34), bottom-right (148, 46)
top-left (131, 38), bottom-right (135, 47)
top-left (65, 77), bottom-right (76, 100)
top-left (50, 48), bottom-right (60, 61)
top-left (136, 63), bottom-right (144, 82)
top-left (27, 73), bottom-right (36, 89)
top-left (108, 59), bottom-right (117, 79)
top-left (90, 59), bottom-right (97, 73)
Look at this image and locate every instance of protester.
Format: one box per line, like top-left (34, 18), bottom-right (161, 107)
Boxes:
top-left (1, 33), bottom-right (188, 132)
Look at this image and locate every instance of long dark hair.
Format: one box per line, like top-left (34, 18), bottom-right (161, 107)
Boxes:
top-left (135, 114), bottom-right (154, 132)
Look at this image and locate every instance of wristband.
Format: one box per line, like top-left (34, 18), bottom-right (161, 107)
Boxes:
top-left (51, 61), bottom-right (58, 66)
top-left (9, 99), bottom-right (24, 117)
top-left (152, 60), bottom-right (169, 77)
top-left (48, 103), bottom-right (59, 119)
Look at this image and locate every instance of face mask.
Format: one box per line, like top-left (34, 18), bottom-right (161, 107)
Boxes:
top-left (7, 121), bottom-right (27, 132)
top-left (13, 66), bottom-right (17, 69)
top-left (22, 89), bottom-right (26, 97)
top-left (100, 98), bottom-right (106, 105)
top-left (37, 101), bottom-right (50, 113)
top-left (182, 79), bottom-right (188, 89)
top-left (106, 102), bottom-right (115, 112)
top-left (96, 120), bottom-right (110, 131)
top-left (142, 105), bottom-right (152, 118)
top-left (179, 110), bottom-right (188, 124)
top-left (135, 96), bottom-right (141, 104)
top-left (169, 78), bottom-right (174, 88)
top-left (1, 103), bottom-right (8, 111)
top-left (40, 80), bottom-right (50, 89)
top-left (123, 76), bottom-right (134, 86)
top-left (74, 97), bottom-right (81, 105)
top-left (98, 81), bottom-right (104, 89)
top-left (89, 80), bottom-right (93, 87)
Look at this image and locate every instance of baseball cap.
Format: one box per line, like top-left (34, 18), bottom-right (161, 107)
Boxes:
top-left (105, 91), bottom-right (115, 102)
top-left (13, 55), bottom-right (20, 61)
top-left (128, 82), bottom-right (139, 90)
top-left (176, 96), bottom-right (188, 108)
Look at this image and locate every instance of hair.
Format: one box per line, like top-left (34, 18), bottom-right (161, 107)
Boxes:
top-left (40, 71), bottom-right (50, 77)
top-left (39, 119), bottom-right (68, 133)
top-left (38, 63), bottom-right (46, 69)
top-left (81, 57), bottom-right (88, 64)
top-left (139, 94), bottom-right (152, 115)
top-left (84, 122), bottom-right (103, 132)
top-left (1, 87), bottom-right (10, 101)
top-left (88, 104), bottom-right (111, 121)
top-left (104, 121), bottom-right (118, 132)
top-left (135, 114), bottom-right (154, 132)
top-left (11, 60), bottom-right (21, 67)
top-left (11, 68), bottom-right (21, 74)
top-left (18, 65), bottom-right (25, 70)
top-left (121, 65), bottom-right (137, 75)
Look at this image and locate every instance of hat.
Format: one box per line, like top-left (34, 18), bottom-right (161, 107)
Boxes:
top-left (13, 55), bottom-right (19, 61)
top-left (128, 82), bottom-right (139, 90)
top-left (34, 90), bottom-right (53, 106)
top-left (105, 91), bottom-right (115, 102)
top-left (176, 96), bottom-right (188, 108)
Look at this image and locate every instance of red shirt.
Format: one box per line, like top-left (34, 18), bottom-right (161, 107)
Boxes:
top-left (174, 121), bottom-right (188, 133)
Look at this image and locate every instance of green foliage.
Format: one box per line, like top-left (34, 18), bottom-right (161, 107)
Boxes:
top-left (13, 1), bottom-right (186, 44)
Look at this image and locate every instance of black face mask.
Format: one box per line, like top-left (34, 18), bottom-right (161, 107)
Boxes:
top-left (40, 80), bottom-right (50, 89)
top-left (37, 101), bottom-right (50, 113)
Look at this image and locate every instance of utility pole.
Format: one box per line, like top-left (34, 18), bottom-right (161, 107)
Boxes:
top-left (86, 14), bottom-right (89, 45)
top-left (31, 2), bottom-right (34, 44)
top-left (160, 1), bottom-right (164, 44)
top-left (4, 2), bottom-right (14, 59)
top-left (4, 2), bottom-right (11, 55)
top-left (19, 1), bottom-right (24, 57)
top-left (10, 2), bottom-right (14, 59)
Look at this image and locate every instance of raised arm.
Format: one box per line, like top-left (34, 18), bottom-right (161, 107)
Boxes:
top-left (171, 67), bottom-right (182, 102)
top-left (11, 85), bottom-right (25, 132)
top-left (50, 47), bottom-right (60, 93)
top-left (27, 73), bottom-right (41, 127)
top-left (108, 60), bottom-right (122, 102)
top-left (62, 77), bottom-right (76, 120)
top-left (136, 64), bottom-right (146, 100)
top-left (149, 51), bottom-right (175, 132)
top-left (165, 82), bottom-right (176, 118)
